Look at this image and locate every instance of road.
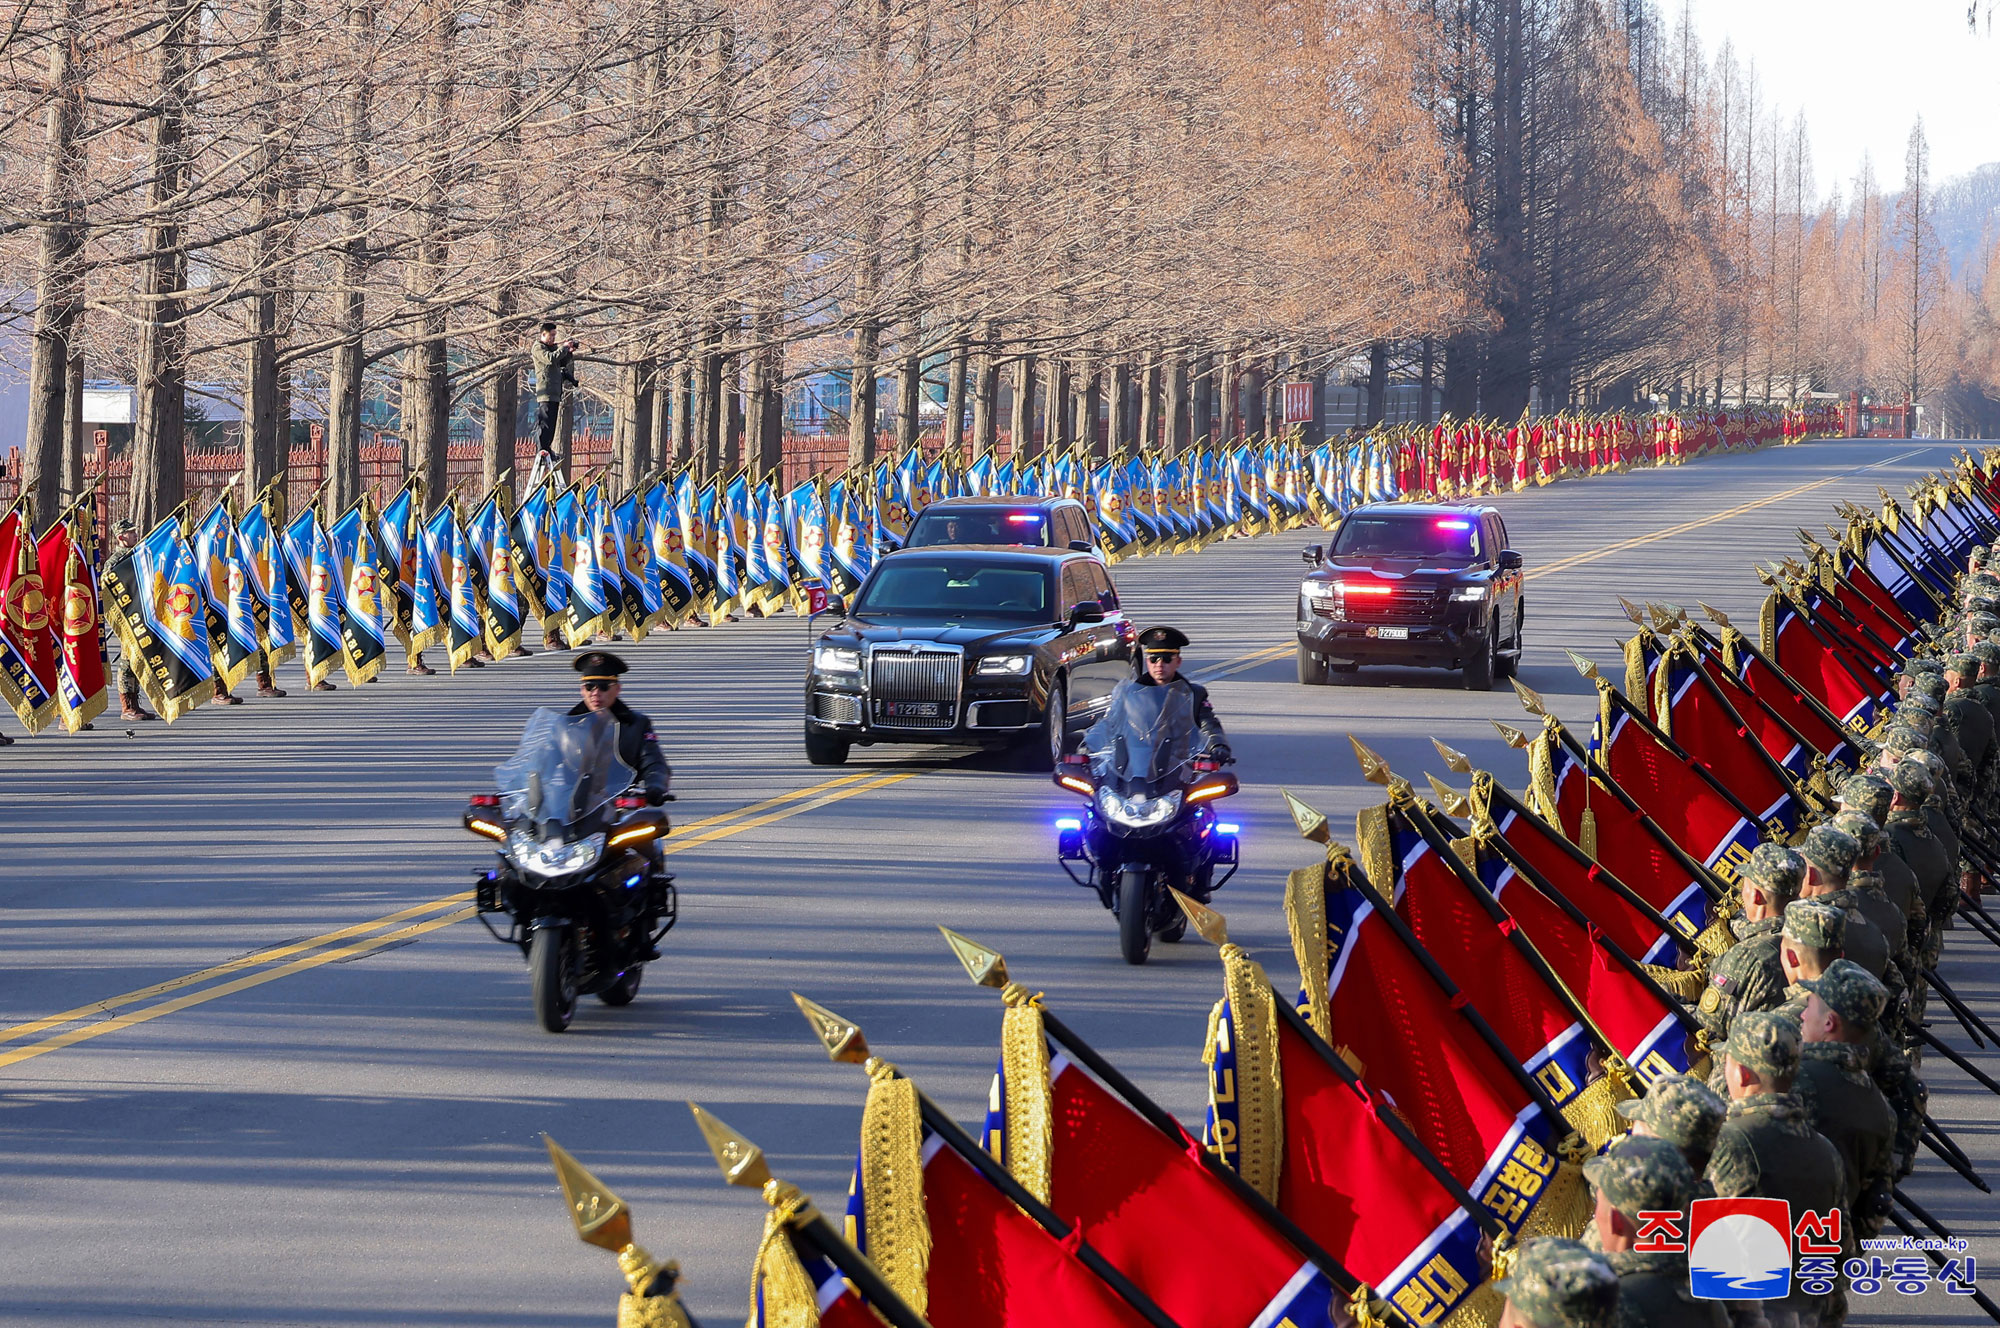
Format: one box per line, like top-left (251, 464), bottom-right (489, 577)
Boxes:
top-left (2, 436), bottom-right (1992, 1325)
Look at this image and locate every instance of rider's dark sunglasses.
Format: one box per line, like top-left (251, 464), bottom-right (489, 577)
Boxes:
top-left (581, 680), bottom-right (616, 693)
top-left (1146, 651), bottom-right (1180, 663)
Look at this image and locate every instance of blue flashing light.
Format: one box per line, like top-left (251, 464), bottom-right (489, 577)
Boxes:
top-left (1216, 823), bottom-right (1241, 835)
top-left (1056, 817), bottom-right (1082, 831)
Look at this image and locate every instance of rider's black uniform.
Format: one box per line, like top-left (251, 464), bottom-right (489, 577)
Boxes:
top-left (565, 697), bottom-right (671, 803)
top-left (1133, 670), bottom-right (1230, 761)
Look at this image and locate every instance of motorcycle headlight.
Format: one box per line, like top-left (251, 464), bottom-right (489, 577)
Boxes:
top-left (1095, 786), bottom-right (1183, 827)
top-left (977, 653), bottom-right (1031, 676)
top-left (814, 643), bottom-right (861, 673)
top-left (1450, 585), bottom-right (1489, 602)
top-left (506, 828), bottom-right (607, 878)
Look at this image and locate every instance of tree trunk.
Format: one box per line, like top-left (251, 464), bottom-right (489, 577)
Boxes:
top-left (23, 0), bottom-right (86, 531)
top-left (61, 347), bottom-right (86, 503)
top-left (969, 322), bottom-right (998, 458)
top-left (1137, 354), bottom-right (1159, 453)
top-left (128, 0), bottom-right (198, 532)
top-left (1189, 352), bottom-right (1212, 446)
top-left (1009, 353), bottom-right (1037, 460)
top-left (326, 0), bottom-right (374, 514)
top-left (1164, 356), bottom-right (1189, 453)
top-left (649, 346), bottom-right (673, 471)
top-left (404, 0), bottom-right (454, 511)
top-left (699, 334), bottom-right (725, 478)
top-left (1076, 365), bottom-right (1100, 458)
top-left (944, 331), bottom-right (969, 456)
top-left (239, 0), bottom-right (289, 502)
top-left (1304, 365), bottom-right (1326, 449)
top-left (1043, 358), bottom-right (1071, 454)
top-left (895, 353), bottom-right (922, 454)
top-left (1418, 338), bottom-right (1435, 424)
top-left (1365, 341), bottom-right (1389, 427)
top-left (1107, 361), bottom-right (1131, 455)
top-left (483, 354), bottom-right (518, 495)
top-left (847, 324), bottom-right (879, 469)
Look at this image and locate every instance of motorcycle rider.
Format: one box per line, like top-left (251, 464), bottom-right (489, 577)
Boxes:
top-left (570, 650), bottom-right (671, 959)
top-left (1131, 626), bottom-right (1232, 763)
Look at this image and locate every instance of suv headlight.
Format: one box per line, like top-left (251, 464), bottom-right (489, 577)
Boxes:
top-left (1450, 585), bottom-right (1489, 602)
top-left (506, 827), bottom-right (607, 879)
top-left (814, 643), bottom-right (861, 673)
top-left (1303, 581), bottom-right (1343, 619)
top-left (977, 654), bottom-right (1031, 676)
top-left (1095, 785), bottom-right (1183, 827)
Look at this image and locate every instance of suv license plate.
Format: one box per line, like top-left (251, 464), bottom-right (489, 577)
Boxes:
top-left (1377, 627), bottom-right (1409, 641)
top-left (885, 701), bottom-right (941, 718)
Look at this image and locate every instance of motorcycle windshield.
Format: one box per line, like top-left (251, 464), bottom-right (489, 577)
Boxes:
top-left (495, 707), bottom-right (635, 834)
top-left (1086, 681), bottom-right (1196, 793)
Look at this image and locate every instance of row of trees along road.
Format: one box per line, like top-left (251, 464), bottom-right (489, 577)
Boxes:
top-left (3, 0), bottom-right (1998, 531)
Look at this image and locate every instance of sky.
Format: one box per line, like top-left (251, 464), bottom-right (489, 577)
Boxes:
top-left (1680, 0), bottom-right (2000, 194)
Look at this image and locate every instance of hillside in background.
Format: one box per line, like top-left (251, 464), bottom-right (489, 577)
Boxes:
top-left (1934, 161), bottom-right (2000, 279)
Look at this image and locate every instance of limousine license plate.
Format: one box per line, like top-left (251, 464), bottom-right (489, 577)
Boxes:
top-left (1377, 627), bottom-right (1409, 641)
top-left (884, 701), bottom-right (941, 718)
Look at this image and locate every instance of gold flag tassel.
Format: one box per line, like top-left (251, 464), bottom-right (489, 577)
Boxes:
top-left (997, 983), bottom-right (1055, 1207)
top-left (542, 1135), bottom-right (694, 1328)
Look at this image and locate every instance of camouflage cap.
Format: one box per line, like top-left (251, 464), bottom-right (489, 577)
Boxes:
top-left (1783, 898), bottom-right (1847, 951)
top-left (1741, 843), bottom-right (1806, 902)
top-left (1947, 653), bottom-right (1981, 679)
top-left (1837, 772), bottom-right (1894, 824)
top-left (1614, 1074), bottom-right (1725, 1157)
top-left (1974, 545), bottom-right (1991, 567)
top-left (1879, 725), bottom-right (1927, 754)
top-left (1900, 696), bottom-right (1941, 723)
top-left (1830, 808), bottom-right (1885, 856)
top-left (1726, 1009), bottom-right (1803, 1080)
top-left (1907, 656), bottom-right (1946, 676)
top-left (1800, 824), bottom-right (1859, 882)
top-left (1800, 958), bottom-right (1887, 1030)
top-left (1584, 1135), bottom-right (1700, 1223)
top-left (1493, 1238), bottom-right (1620, 1328)
top-left (1977, 641), bottom-right (2000, 669)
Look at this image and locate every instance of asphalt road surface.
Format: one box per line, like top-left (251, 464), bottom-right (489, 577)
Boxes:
top-left (4, 437), bottom-right (1995, 1325)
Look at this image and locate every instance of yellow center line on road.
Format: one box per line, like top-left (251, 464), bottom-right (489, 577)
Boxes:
top-left (1195, 448), bottom-right (1925, 684)
top-left (0, 768), bottom-right (903, 1068)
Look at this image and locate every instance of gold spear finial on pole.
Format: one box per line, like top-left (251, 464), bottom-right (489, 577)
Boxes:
top-left (689, 1103), bottom-right (777, 1190)
top-left (1431, 737), bottom-right (1473, 774)
top-left (546, 1135), bottom-right (636, 1252)
top-left (1565, 648), bottom-right (1602, 683)
top-left (1697, 601), bottom-right (1731, 628)
top-left (1426, 775), bottom-right (1472, 818)
top-left (938, 926), bottom-right (1009, 988)
top-left (790, 993), bottom-right (871, 1064)
top-left (1348, 734), bottom-right (1394, 787)
top-left (1493, 720), bottom-right (1530, 748)
top-left (1169, 889), bottom-right (1230, 946)
top-left (1283, 787), bottom-right (1333, 843)
top-left (1511, 677), bottom-right (1549, 717)
top-left (1617, 596), bottom-right (1646, 626)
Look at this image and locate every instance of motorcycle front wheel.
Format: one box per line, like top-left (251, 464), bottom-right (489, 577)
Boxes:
top-left (1117, 867), bottom-right (1152, 966)
top-left (530, 926), bottom-right (578, 1033)
top-left (599, 964), bottom-right (644, 1006)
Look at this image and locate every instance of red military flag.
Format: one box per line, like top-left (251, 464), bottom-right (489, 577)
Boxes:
top-left (1361, 791), bottom-right (1615, 1147)
top-left (843, 1069), bottom-right (1151, 1328)
top-left (35, 516), bottom-right (109, 732)
top-left (984, 1008), bottom-right (1343, 1328)
top-left (1521, 717), bottom-right (1731, 954)
top-left (1589, 678), bottom-right (1767, 884)
top-left (0, 503), bottom-right (61, 734)
top-left (1651, 637), bottom-right (1807, 837)
top-left (1761, 589), bottom-right (1886, 728)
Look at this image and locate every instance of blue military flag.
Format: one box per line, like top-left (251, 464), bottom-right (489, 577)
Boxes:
top-left (712, 474), bottom-right (743, 621)
top-left (756, 477), bottom-right (791, 612)
top-left (643, 479), bottom-right (695, 626)
top-left (236, 492), bottom-right (293, 666)
top-left (786, 479), bottom-right (830, 594)
top-left (966, 452), bottom-right (995, 497)
top-left (192, 500), bottom-right (258, 691)
top-left (377, 482), bottom-right (421, 658)
top-left (672, 470), bottom-right (714, 613)
top-left (99, 516), bottom-right (216, 723)
top-left (472, 491), bottom-right (524, 660)
top-left (281, 507), bottom-right (317, 654)
top-left (827, 476), bottom-right (872, 596)
top-left (444, 503), bottom-right (484, 671)
top-left (564, 487), bottom-right (614, 647)
top-left (610, 490), bottom-right (660, 639)
top-left (511, 480), bottom-right (559, 641)
top-left (412, 502), bottom-right (451, 655)
top-left (327, 504), bottom-right (387, 685)
top-left (305, 512), bottom-right (346, 689)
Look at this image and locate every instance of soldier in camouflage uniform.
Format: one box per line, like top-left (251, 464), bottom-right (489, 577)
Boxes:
top-left (1616, 1075), bottom-right (1726, 1186)
top-left (1584, 1137), bottom-right (1725, 1328)
top-left (1709, 1012), bottom-right (1846, 1328)
top-left (1773, 900), bottom-right (1847, 1024)
top-left (1793, 824), bottom-right (1893, 1016)
top-left (1696, 845), bottom-right (1802, 1048)
top-left (1795, 961), bottom-right (1897, 1241)
top-left (1495, 1237), bottom-right (1622, 1328)
top-left (1836, 775), bottom-right (1920, 927)
top-left (1944, 654), bottom-right (1994, 783)
top-left (1827, 811), bottom-right (1913, 1034)
top-left (1883, 760), bottom-right (1953, 968)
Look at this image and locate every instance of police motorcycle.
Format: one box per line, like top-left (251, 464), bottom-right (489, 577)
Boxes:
top-left (462, 708), bottom-right (678, 1032)
top-left (1052, 681), bottom-right (1240, 964)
